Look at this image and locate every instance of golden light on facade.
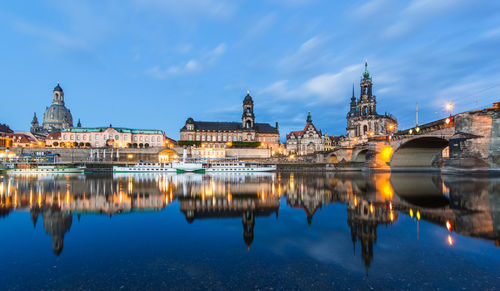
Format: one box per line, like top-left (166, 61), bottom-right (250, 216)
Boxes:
top-left (409, 209), bottom-right (414, 217)
top-left (127, 154), bottom-right (134, 159)
top-left (388, 124), bottom-right (394, 130)
top-left (354, 196), bottom-right (358, 206)
top-left (370, 203), bottom-right (374, 214)
top-left (445, 117), bottom-right (451, 125)
top-left (380, 147), bottom-right (393, 163)
top-left (446, 220), bottom-right (452, 231)
top-left (416, 211), bottom-right (421, 220)
top-left (368, 131), bottom-right (374, 137)
top-left (415, 127), bottom-right (420, 133)
top-left (409, 129), bottom-right (413, 134)
top-left (289, 154), bottom-right (295, 159)
top-left (390, 211), bottom-right (394, 222)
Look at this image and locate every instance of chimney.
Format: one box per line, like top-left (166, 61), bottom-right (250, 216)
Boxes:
top-left (275, 122), bottom-right (279, 129)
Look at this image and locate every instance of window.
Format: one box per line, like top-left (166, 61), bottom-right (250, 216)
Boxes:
top-left (202, 135), bottom-right (205, 141)
top-left (217, 135), bottom-right (221, 141)
top-left (157, 136), bottom-right (160, 142)
top-left (196, 135), bottom-right (200, 141)
top-left (228, 136), bottom-right (232, 141)
top-left (83, 135), bottom-right (87, 140)
top-left (63, 135), bottom-right (67, 139)
top-left (116, 135), bottom-right (119, 140)
top-left (189, 135), bottom-right (193, 141)
top-left (140, 136), bottom-right (143, 141)
top-left (96, 135), bottom-right (99, 140)
top-left (223, 136), bottom-right (226, 142)
top-left (70, 135), bottom-right (74, 140)
top-left (145, 137), bottom-right (149, 142)
top-left (134, 136), bottom-right (137, 142)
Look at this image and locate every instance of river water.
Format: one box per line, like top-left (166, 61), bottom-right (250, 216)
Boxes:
top-left (0, 172), bottom-right (498, 290)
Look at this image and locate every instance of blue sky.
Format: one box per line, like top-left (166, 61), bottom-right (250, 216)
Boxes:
top-left (1, 0), bottom-right (500, 140)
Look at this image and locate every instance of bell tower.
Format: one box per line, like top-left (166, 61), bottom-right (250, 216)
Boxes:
top-left (358, 61), bottom-right (376, 116)
top-left (52, 81), bottom-right (65, 105)
top-left (242, 91), bottom-right (255, 129)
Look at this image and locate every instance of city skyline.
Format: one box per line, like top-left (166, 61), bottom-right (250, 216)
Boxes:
top-left (1, 1), bottom-right (500, 139)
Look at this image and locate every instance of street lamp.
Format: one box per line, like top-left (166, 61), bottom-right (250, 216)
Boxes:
top-left (446, 103), bottom-right (453, 116)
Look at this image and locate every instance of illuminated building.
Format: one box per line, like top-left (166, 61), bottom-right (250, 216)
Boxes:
top-left (31, 82), bottom-right (74, 135)
top-left (180, 91), bottom-right (280, 150)
top-left (346, 62), bottom-right (397, 143)
top-left (286, 112), bottom-right (327, 155)
top-left (60, 125), bottom-right (166, 148)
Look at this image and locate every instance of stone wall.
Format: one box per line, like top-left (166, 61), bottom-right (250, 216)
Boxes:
top-left (225, 148), bottom-right (271, 159)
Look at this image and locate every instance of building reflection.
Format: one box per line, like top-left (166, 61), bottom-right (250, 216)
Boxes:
top-left (177, 173), bottom-right (279, 249)
top-left (0, 171), bottom-right (498, 263)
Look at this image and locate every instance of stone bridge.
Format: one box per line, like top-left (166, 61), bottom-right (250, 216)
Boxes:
top-left (319, 104), bottom-right (500, 172)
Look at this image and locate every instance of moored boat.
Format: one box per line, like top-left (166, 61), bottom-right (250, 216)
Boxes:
top-left (6, 165), bottom-right (85, 174)
top-left (203, 160), bottom-right (276, 172)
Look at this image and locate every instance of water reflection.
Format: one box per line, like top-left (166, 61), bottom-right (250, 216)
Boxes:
top-left (0, 172), bottom-right (498, 261)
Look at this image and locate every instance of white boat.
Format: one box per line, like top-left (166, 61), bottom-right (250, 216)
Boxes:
top-left (203, 160), bottom-right (276, 172)
top-left (113, 161), bottom-right (205, 173)
top-left (7, 165), bottom-right (85, 174)
top-left (113, 162), bottom-right (177, 173)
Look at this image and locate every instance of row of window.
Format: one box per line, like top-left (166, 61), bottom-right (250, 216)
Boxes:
top-left (188, 134), bottom-right (276, 143)
top-left (63, 134), bottom-right (162, 142)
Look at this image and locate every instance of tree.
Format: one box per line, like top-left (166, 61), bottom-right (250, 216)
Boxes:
top-left (133, 143), bottom-right (138, 148)
top-left (139, 143), bottom-right (144, 148)
top-left (73, 142), bottom-right (78, 147)
top-left (127, 143), bottom-right (132, 148)
top-left (144, 143), bottom-right (150, 148)
top-left (53, 142), bottom-right (59, 147)
top-left (85, 142), bottom-right (91, 147)
top-left (79, 142), bottom-right (84, 147)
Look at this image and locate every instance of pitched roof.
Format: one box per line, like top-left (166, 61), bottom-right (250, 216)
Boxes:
top-left (0, 123), bottom-right (13, 133)
top-left (181, 121), bottom-right (278, 134)
top-left (286, 122), bottom-right (322, 139)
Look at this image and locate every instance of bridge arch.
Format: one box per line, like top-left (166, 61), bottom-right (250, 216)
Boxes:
top-left (390, 136), bottom-right (449, 169)
top-left (353, 149), bottom-right (369, 163)
top-left (327, 153), bottom-right (339, 163)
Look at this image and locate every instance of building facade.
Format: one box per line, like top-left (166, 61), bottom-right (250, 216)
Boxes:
top-left (31, 82), bottom-right (74, 135)
top-left (286, 112), bottom-right (325, 155)
top-left (346, 62), bottom-right (397, 142)
top-left (60, 126), bottom-right (165, 148)
top-left (180, 92), bottom-right (280, 150)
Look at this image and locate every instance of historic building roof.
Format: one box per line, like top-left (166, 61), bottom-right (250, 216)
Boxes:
top-left (0, 123), bottom-right (13, 133)
top-left (62, 126), bottom-right (164, 134)
top-left (31, 82), bottom-right (73, 135)
top-left (286, 112), bottom-right (322, 139)
top-left (53, 83), bottom-right (63, 92)
top-left (181, 121), bottom-right (278, 133)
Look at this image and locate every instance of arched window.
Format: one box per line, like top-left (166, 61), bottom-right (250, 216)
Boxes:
top-left (363, 125), bottom-right (368, 134)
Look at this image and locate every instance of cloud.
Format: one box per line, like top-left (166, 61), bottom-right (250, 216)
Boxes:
top-left (278, 35), bottom-right (334, 72)
top-left (354, 0), bottom-right (391, 18)
top-left (259, 64), bottom-right (362, 105)
top-left (146, 43), bottom-right (226, 79)
top-left (11, 20), bottom-right (88, 50)
top-left (237, 13), bottom-right (276, 45)
top-left (131, 0), bottom-right (235, 19)
top-left (383, 0), bottom-right (470, 39)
